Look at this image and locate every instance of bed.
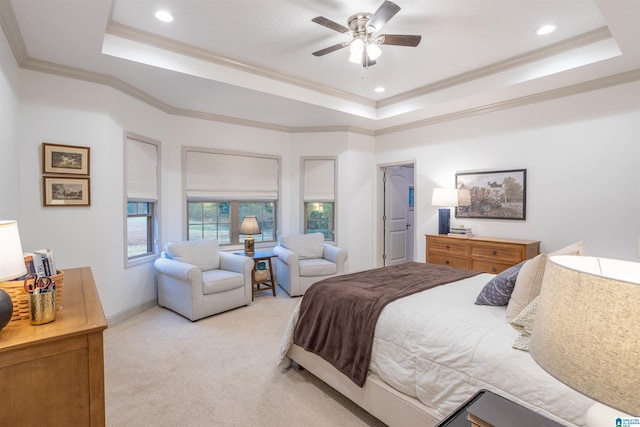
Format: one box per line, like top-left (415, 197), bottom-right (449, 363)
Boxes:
top-left (278, 261), bottom-right (594, 427)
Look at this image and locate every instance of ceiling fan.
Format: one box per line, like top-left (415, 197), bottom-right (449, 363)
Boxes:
top-left (311, 1), bottom-right (421, 68)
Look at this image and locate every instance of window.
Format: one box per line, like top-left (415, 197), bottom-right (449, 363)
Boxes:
top-left (127, 202), bottom-right (154, 257)
top-left (125, 134), bottom-right (160, 264)
top-left (302, 158), bottom-right (336, 241)
top-left (187, 201), bottom-right (276, 244)
top-left (185, 148), bottom-right (279, 246)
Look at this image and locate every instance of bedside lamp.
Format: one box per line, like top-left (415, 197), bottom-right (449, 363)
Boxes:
top-left (0, 220), bottom-right (27, 331)
top-left (529, 256), bottom-right (640, 425)
top-left (239, 216), bottom-right (261, 256)
top-left (431, 188), bottom-right (470, 235)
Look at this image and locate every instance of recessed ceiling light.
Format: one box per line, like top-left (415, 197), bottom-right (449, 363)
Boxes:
top-left (374, 87), bottom-right (385, 93)
top-left (536, 24), bottom-right (556, 36)
top-left (155, 10), bottom-right (174, 23)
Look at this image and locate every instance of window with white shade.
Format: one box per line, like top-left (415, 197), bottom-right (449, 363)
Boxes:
top-left (302, 158), bottom-right (336, 241)
top-left (184, 148), bottom-right (279, 246)
top-left (125, 134), bottom-right (160, 265)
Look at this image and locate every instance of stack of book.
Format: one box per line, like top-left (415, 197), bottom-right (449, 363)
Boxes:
top-left (449, 226), bottom-right (474, 237)
top-left (23, 249), bottom-right (58, 278)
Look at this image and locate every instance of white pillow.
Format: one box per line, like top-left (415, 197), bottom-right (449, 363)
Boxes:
top-left (506, 253), bottom-right (547, 322)
top-left (279, 233), bottom-right (324, 259)
top-left (166, 238), bottom-right (220, 270)
top-left (511, 296), bottom-right (539, 351)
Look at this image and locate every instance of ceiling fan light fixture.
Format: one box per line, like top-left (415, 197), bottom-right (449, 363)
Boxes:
top-left (366, 42), bottom-right (382, 61)
top-left (349, 38), bottom-right (364, 63)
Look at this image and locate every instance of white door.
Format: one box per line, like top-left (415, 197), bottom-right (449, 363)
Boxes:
top-left (384, 168), bottom-right (411, 266)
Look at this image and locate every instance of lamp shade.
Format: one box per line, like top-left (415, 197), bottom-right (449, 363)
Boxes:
top-left (0, 220), bottom-right (26, 281)
top-left (431, 188), bottom-right (470, 207)
top-left (239, 216), bottom-right (261, 236)
top-left (431, 188), bottom-right (458, 207)
top-left (529, 255), bottom-right (640, 416)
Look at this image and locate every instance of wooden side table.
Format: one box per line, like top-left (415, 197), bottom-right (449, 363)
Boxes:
top-left (436, 389), bottom-right (564, 427)
top-left (234, 251), bottom-right (277, 301)
top-left (0, 267), bottom-right (107, 426)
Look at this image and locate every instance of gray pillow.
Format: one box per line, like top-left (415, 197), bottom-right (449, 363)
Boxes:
top-left (475, 261), bottom-right (525, 306)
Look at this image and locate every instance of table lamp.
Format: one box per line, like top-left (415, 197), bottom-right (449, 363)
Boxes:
top-left (0, 220), bottom-right (27, 331)
top-left (239, 216), bottom-right (261, 255)
top-left (431, 188), bottom-right (470, 234)
top-left (529, 255), bottom-right (640, 426)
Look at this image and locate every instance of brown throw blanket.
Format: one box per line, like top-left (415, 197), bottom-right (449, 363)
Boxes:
top-left (293, 262), bottom-right (481, 387)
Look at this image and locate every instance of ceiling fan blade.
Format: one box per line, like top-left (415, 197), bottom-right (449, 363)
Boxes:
top-left (377, 34), bottom-right (422, 47)
top-left (312, 42), bottom-right (349, 57)
top-left (366, 1), bottom-right (401, 32)
top-left (312, 16), bottom-right (349, 34)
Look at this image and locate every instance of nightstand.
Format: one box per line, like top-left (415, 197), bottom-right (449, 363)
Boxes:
top-left (234, 250), bottom-right (277, 301)
top-left (436, 389), bottom-right (564, 427)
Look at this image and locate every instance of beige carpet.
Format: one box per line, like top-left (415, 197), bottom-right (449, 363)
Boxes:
top-left (104, 288), bottom-right (386, 427)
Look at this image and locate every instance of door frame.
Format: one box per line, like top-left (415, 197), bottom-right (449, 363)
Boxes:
top-left (377, 160), bottom-right (417, 268)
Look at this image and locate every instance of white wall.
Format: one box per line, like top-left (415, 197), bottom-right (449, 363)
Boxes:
top-left (2, 24), bottom-right (639, 321)
top-left (0, 26), bottom-right (20, 220)
top-left (376, 81), bottom-right (640, 262)
top-left (9, 68), bottom-right (376, 320)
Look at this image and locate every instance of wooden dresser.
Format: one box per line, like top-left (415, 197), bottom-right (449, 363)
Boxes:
top-left (426, 234), bottom-right (540, 274)
top-left (0, 267), bottom-right (107, 426)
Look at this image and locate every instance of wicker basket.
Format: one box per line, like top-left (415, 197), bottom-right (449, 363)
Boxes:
top-left (0, 270), bottom-right (64, 321)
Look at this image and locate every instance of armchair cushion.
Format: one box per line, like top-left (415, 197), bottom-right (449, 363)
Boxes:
top-left (165, 238), bottom-right (220, 271)
top-left (202, 269), bottom-right (245, 295)
top-left (299, 258), bottom-right (337, 276)
top-left (279, 233), bottom-right (324, 259)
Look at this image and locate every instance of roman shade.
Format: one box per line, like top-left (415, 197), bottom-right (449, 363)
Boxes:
top-left (186, 150), bottom-right (278, 200)
top-left (303, 158), bottom-right (335, 201)
top-left (126, 137), bottom-right (158, 202)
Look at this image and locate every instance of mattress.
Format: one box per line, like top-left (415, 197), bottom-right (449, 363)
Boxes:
top-left (279, 271), bottom-right (596, 425)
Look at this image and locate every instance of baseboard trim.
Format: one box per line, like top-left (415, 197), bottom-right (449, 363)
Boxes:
top-left (106, 298), bottom-right (157, 328)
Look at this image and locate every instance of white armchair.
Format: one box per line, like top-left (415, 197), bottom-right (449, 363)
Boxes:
top-left (273, 233), bottom-right (348, 297)
top-left (153, 238), bottom-right (253, 321)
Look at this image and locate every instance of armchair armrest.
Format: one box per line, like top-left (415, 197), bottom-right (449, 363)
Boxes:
top-left (273, 245), bottom-right (299, 266)
top-left (323, 243), bottom-right (348, 265)
top-left (154, 257), bottom-right (201, 284)
top-left (219, 252), bottom-right (252, 274)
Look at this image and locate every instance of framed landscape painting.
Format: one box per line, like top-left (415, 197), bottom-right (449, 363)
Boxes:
top-left (42, 142), bottom-right (90, 175)
top-left (43, 177), bottom-right (91, 207)
top-left (455, 169), bottom-right (526, 220)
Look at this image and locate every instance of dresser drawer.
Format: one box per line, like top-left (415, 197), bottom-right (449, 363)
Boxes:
top-left (428, 253), bottom-right (469, 270)
top-left (428, 239), bottom-right (469, 256)
top-left (471, 245), bottom-right (522, 263)
top-left (471, 259), bottom-right (512, 274)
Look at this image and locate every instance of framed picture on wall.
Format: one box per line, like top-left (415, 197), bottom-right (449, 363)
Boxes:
top-left (455, 169), bottom-right (526, 220)
top-left (43, 177), bottom-right (91, 207)
top-left (42, 142), bottom-right (90, 175)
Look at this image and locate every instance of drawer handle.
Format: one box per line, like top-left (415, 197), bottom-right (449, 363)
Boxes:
top-left (445, 260), bottom-right (450, 265)
top-left (445, 245), bottom-right (450, 250)
top-left (492, 250), bottom-right (498, 255)
top-left (491, 267), bottom-right (497, 272)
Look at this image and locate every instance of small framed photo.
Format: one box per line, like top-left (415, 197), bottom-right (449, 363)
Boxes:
top-left (42, 142), bottom-right (90, 175)
top-left (43, 177), bottom-right (91, 207)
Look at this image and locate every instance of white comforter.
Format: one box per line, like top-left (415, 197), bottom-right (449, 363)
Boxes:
top-left (279, 273), bottom-right (594, 426)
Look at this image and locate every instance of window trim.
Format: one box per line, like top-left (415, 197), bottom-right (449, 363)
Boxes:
top-left (301, 156), bottom-right (338, 242)
top-left (182, 146), bottom-right (281, 248)
top-left (124, 132), bottom-right (161, 268)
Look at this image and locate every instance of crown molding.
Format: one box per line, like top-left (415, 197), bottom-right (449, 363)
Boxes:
top-left (375, 68), bottom-right (640, 136)
top-left (2, 2), bottom-right (638, 138)
top-left (377, 27), bottom-right (613, 108)
top-left (106, 21), bottom-right (376, 109)
top-left (0, 0), bottom-right (27, 64)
